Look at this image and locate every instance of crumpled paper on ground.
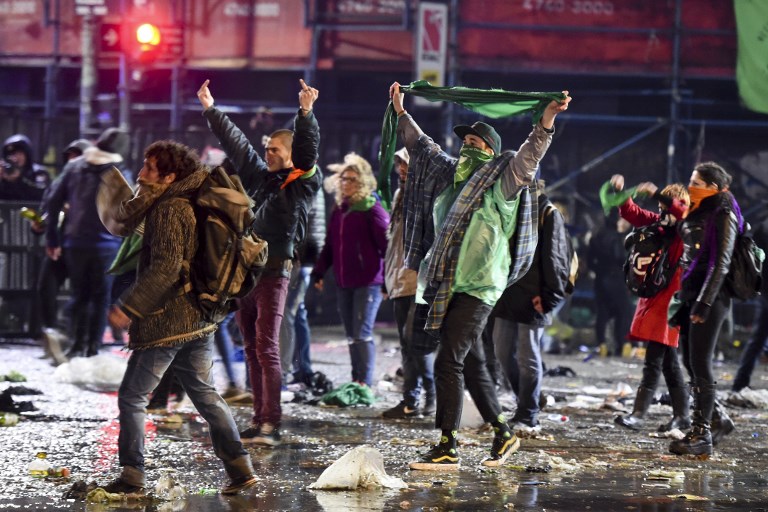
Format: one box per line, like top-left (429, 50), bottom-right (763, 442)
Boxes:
top-left (53, 354), bottom-right (127, 391)
top-left (309, 445), bottom-right (407, 490)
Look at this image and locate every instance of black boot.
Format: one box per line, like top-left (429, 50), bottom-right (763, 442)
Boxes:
top-left (669, 383), bottom-right (716, 456)
top-left (668, 422), bottom-right (713, 456)
top-left (658, 386), bottom-right (692, 432)
top-left (711, 400), bottom-right (735, 446)
top-left (615, 386), bottom-right (654, 430)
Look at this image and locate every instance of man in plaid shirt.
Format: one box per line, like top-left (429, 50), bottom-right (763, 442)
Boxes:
top-left (389, 81), bottom-right (570, 470)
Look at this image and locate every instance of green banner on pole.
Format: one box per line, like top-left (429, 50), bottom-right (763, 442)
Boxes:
top-left (734, 0), bottom-right (768, 114)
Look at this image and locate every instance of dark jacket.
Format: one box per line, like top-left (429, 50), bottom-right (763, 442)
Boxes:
top-left (296, 188), bottom-right (326, 266)
top-left (45, 147), bottom-right (124, 250)
top-left (753, 216), bottom-right (768, 296)
top-left (312, 198), bottom-right (390, 289)
top-left (0, 134), bottom-right (50, 201)
top-left (493, 195), bottom-right (570, 326)
top-left (118, 169), bottom-right (217, 349)
top-left (203, 107), bottom-right (322, 264)
top-left (678, 192), bottom-right (739, 318)
top-left (588, 219), bottom-right (628, 283)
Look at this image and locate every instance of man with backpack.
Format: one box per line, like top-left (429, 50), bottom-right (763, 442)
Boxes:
top-left (104, 140), bottom-right (257, 496)
top-left (488, 180), bottom-right (573, 434)
top-left (197, 78), bottom-right (321, 446)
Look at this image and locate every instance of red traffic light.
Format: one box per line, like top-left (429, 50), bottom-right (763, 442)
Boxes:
top-left (136, 23), bottom-right (161, 47)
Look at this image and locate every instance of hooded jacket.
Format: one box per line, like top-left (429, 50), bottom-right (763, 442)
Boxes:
top-left (45, 146), bottom-right (125, 249)
top-left (118, 168), bottom-right (217, 349)
top-left (1, 134), bottom-right (50, 201)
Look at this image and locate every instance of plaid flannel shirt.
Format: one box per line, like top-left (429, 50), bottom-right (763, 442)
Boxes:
top-left (400, 117), bottom-right (550, 336)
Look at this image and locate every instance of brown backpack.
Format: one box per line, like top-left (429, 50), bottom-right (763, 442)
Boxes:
top-left (184, 166), bottom-right (268, 323)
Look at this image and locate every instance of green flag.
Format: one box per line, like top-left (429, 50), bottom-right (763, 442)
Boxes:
top-left (734, 0), bottom-right (768, 114)
top-left (377, 81), bottom-right (566, 210)
top-left (599, 181), bottom-right (638, 215)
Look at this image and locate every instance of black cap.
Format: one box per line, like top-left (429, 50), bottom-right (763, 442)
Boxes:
top-left (453, 121), bottom-right (501, 156)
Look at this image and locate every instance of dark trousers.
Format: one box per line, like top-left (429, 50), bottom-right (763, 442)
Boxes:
top-left (640, 341), bottom-right (687, 391)
top-left (594, 277), bottom-right (634, 354)
top-left (732, 295), bottom-right (768, 392)
top-left (680, 295), bottom-right (730, 422)
top-left (65, 246), bottom-right (118, 352)
top-left (36, 256), bottom-right (68, 330)
top-left (393, 296), bottom-right (435, 408)
top-left (435, 293), bottom-right (500, 432)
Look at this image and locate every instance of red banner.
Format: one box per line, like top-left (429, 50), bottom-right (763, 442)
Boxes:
top-left (0, 0), bottom-right (736, 76)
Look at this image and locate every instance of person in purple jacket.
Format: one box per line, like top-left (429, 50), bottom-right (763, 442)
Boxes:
top-left (312, 153), bottom-right (390, 387)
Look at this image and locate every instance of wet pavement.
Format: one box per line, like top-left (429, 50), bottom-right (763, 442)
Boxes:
top-left (2, 325), bottom-right (768, 511)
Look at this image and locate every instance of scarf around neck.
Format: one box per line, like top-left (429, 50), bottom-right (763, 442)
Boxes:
top-left (455, 146), bottom-right (493, 185)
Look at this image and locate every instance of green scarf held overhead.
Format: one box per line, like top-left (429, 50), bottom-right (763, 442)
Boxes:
top-left (598, 181), bottom-right (639, 215)
top-left (378, 80), bottom-right (567, 209)
top-left (455, 145), bottom-right (492, 185)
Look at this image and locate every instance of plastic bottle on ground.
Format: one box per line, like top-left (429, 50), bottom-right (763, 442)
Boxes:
top-left (28, 452), bottom-right (52, 478)
top-left (0, 412), bottom-right (19, 426)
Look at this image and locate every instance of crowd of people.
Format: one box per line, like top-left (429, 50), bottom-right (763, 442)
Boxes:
top-left (1, 77), bottom-right (765, 495)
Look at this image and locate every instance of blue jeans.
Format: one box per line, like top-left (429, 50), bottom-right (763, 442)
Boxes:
top-left (492, 318), bottom-right (544, 424)
top-left (293, 301), bottom-right (313, 383)
top-left (117, 334), bottom-right (251, 484)
top-left (214, 312), bottom-right (237, 386)
top-left (337, 285), bottom-right (383, 386)
top-left (336, 285), bottom-right (383, 341)
top-left (279, 266), bottom-right (312, 382)
top-left (393, 296), bottom-right (435, 407)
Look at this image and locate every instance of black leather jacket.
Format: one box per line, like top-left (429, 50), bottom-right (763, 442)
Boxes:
top-left (678, 192), bottom-right (738, 317)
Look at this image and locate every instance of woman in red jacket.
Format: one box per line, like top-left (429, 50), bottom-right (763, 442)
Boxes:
top-left (610, 174), bottom-right (691, 432)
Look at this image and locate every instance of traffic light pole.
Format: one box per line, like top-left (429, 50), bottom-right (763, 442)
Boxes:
top-left (79, 13), bottom-right (96, 137)
top-left (118, 52), bottom-right (131, 132)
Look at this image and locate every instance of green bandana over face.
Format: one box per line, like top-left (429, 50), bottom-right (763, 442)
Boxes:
top-left (455, 145), bottom-right (493, 185)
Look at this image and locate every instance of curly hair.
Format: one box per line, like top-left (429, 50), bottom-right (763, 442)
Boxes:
top-left (693, 161), bottom-right (732, 191)
top-left (144, 140), bottom-right (201, 182)
top-left (329, 153), bottom-right (377, 206)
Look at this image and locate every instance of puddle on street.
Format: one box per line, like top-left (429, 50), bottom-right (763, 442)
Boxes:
top-left (3, 341), bottom-right (768, 511)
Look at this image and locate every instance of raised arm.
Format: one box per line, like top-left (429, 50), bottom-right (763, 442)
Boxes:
top-left (292, 79), bottom-right (320, 171)
top-left (198, 80), bottom-right (268, 192)
top-left (499, 91), bottom-right (571, 199)
top-left (390, 82), bottom-right (424, 153)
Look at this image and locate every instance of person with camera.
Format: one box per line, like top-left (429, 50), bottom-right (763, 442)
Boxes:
top-left (1, 134), bottom-right (50, 201)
